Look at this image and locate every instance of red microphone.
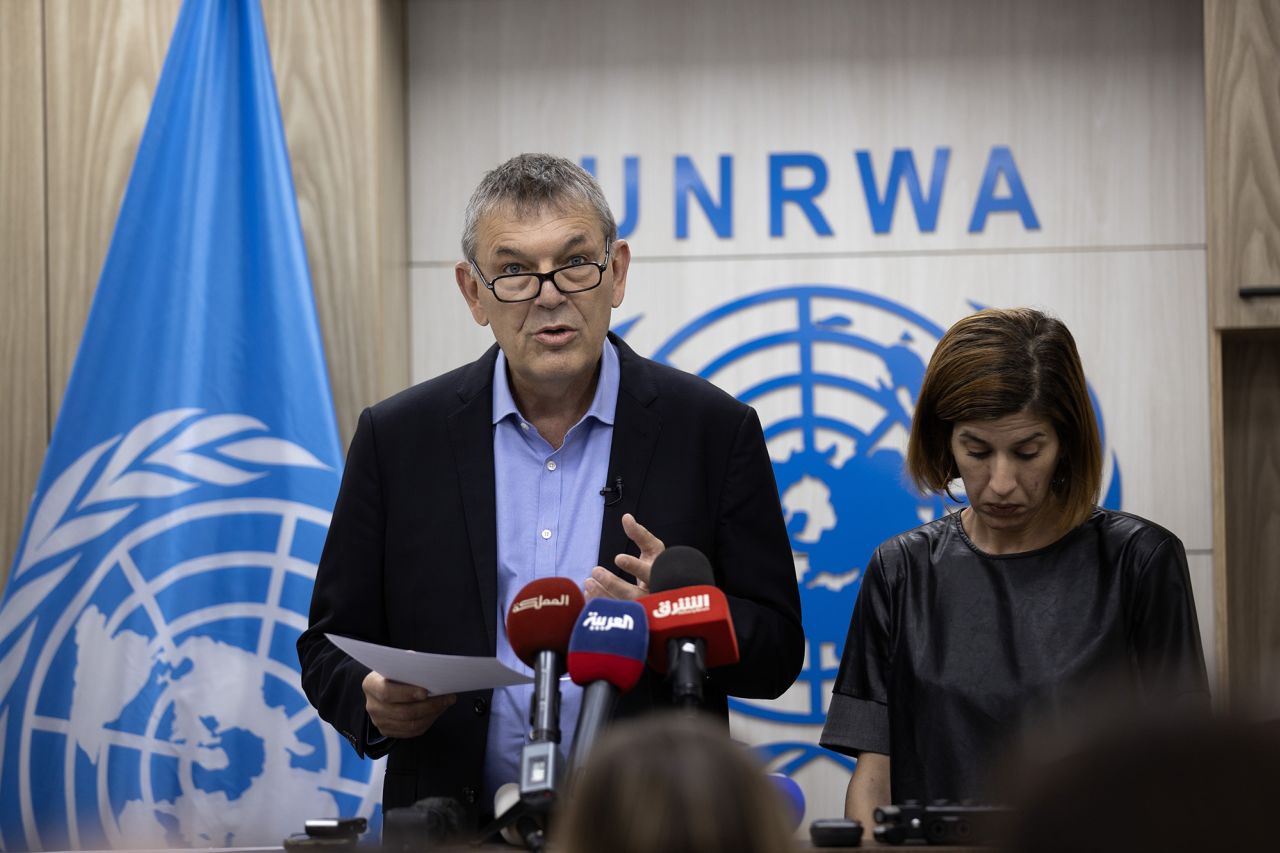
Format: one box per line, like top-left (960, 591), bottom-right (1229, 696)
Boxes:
top-left (640, 546), bottom-right (739, 708)
top-left (642, 585), bottom-right (739, 672)
top-left (507, 578), bottom-right (583, 666)
top-left (506, 577), bottom-right (585, 741)
top-left (505, 577), bottom-right (584, 805)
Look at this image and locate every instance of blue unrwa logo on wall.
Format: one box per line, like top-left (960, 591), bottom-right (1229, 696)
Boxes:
top-left (582, 147), bottom-right (1039, 239)
top-left (617, 286), bottom-right (1122, 776)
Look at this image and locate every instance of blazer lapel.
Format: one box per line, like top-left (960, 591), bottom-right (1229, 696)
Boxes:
top-left (598, 335), bottom-right (662, 577)
top-left (447, 345), bottom-right (500, 652)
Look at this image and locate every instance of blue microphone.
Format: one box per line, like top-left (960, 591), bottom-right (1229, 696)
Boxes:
top-left (769, 772), bottom-right (806, 832)
top-left (566, 598), bottom-right (649, 771)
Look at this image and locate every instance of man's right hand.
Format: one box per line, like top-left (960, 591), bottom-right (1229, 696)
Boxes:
top-left (362, 671), bottom-right (456, 739)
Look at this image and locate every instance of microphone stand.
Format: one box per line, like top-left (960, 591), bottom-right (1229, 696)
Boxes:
top-left (477, 799), bottom-right (549, 853)
top-left (478, 649), bottom-right (563, 850)
top-left (668, 637), bottom-right (707, 709)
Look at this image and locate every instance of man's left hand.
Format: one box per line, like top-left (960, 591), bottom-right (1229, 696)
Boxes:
top-left (584, 513), bottom-right (664, 601)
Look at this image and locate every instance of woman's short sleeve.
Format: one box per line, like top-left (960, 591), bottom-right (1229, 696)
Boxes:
top-left (1130, 533), bottom-right (1210, 702)
top-left (819, 545), bottom-right (894, 756)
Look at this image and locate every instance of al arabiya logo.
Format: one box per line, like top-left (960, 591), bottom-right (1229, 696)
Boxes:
top-left (0, 410), bottom-right (381, 851)
top-left (621, 286), bottom-right (1123, 774)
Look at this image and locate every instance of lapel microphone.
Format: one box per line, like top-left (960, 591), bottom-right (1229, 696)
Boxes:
top-left (599, 476), bottom-right (623, 506)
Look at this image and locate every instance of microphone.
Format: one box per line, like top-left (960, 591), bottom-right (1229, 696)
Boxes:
top-left (382, 797), bottom-right (469, 849)
top-left (768, 772), bottom-right (806, 832)
top-left (487, 782), bottom-right (547, 851)
top-left (599, 476), bottom-right (623, 505)
top-left (566, 598), bottom-right (649, 771)
top-left (505, 577), bottom-right (585, 803)
top-left (492, 783), bottom-right (526, 847)
top-left (640, 546), bottom-right (739, 708)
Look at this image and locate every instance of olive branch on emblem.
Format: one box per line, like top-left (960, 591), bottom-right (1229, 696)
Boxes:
top-left (0, 408), bottom-right (335, 789)
top-left (4, 409), bottom-right (330, 617)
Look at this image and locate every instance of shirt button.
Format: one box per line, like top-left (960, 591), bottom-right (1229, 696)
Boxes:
top-left (520, 422), bottom-right (529, 431)
top-left (541, 529), bottom-right (552, 540)
top-left (546, 460), bottom-right (557, 471)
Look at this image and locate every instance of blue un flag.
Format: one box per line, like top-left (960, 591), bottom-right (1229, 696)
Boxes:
top-left (0, 1), bottom-right (381, 848)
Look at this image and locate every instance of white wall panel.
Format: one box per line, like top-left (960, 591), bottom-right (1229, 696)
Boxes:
top-left (613, 250), bottom-right (1211, 548)
top-left (408, 0), bottom-right (1203, 261)
top-left (406, 0), bottom-right (1210, 826)
top-left (416, 250), bottom-right (1211, 549)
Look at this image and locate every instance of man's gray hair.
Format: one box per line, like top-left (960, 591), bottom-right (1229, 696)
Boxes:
top-left (461, 154), bottom-right (617, 259)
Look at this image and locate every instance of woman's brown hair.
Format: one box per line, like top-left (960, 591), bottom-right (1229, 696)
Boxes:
top-left (906, 307), bottom-right (1102, 529)
top-left (553, 713), bottom-right (797, 853)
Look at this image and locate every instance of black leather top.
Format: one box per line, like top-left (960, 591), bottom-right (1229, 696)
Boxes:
top-left (820, 508), bottom-right (1209, 803)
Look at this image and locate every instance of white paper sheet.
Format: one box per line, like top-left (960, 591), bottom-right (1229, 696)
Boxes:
top-left (326, 633), bottom-right (532, 693)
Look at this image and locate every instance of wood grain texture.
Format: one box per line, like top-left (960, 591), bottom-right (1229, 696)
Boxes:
top-left (262, 0), bottom-right (410, 445)
top-left (408, 0), bottom-right (1205, 261)
top-left (1221, 333), bottom-right (1280, 714)
top-left (39, 0), bottom-right (408, 455)
top-left (1205, 0), bottom-right (1280, 329)
top-left (1209, 332), bottom-right (1230, 703)
top-left (375, 0), bottom-right (409, 417)
top-left (0, 0), bottom-right (49, 584)
top-left (43, 0), bottom-right (182, 425)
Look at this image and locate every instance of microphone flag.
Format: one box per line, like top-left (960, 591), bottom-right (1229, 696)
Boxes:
top-left (505, 577), bottom-right (585, 668)
top-left (641, 585), bottom-right (740, 673)
top-left (567, 599), bottom-right (648, 772)
top-left (567, 598), bottom-right (648, 690)
top-left (0, 1), bottom-right (379, 849)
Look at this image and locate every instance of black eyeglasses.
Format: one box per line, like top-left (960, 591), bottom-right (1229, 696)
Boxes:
top-left (469, 242), bottom-right (613, 303)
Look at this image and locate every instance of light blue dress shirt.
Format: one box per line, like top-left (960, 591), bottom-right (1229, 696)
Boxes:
top-left (481, 340), bottom-right (619, 807)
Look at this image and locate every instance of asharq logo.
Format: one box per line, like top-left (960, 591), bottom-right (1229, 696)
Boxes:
top-left (0, 411), bottom-right (381, 850)
top-left (649, 595), bottom-right (712, 619)
top-left (619, 286), bottom-right (1122, 774)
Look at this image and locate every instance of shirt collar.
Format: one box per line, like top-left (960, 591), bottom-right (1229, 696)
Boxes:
top-left (492, 339), bottom-right (620, 427)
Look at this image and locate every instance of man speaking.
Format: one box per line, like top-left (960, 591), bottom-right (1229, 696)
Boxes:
top-left (298, 154), bottom-right (803, 818)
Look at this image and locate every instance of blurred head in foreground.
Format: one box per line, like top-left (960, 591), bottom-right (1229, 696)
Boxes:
top-left (554, 713), bottom-right (796, 853)
top-left (1004, 718), bottom-right (1280, 853)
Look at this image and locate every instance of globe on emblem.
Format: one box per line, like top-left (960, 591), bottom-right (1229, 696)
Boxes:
top-left (3, 499), bottom-right (380, 850)
top-left (646, 286), bottom-right (949, 727)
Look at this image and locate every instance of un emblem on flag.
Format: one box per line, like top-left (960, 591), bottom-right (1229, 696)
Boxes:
top-left (0, 410), bottom-right (379, 850)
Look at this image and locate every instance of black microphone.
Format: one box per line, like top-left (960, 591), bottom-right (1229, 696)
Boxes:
top-left (599, 476), bottom-right (623, 505)
top-left (382, 797), bottom-right (469, 849)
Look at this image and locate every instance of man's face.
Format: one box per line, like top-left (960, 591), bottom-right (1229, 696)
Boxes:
top-left (455, 203), bottom-right (629, 403)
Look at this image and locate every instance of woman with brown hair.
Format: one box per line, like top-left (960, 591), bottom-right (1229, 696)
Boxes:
top-left (553, 712), bottom-right (797, 853)
top-left (819, 307), bottom-right (1209, 827)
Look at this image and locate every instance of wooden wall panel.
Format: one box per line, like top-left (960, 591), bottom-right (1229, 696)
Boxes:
top-left (0, 0), bottom-right (408, 589)
top-left (42, 0), bottom-right (410, 446)
top-left (409, 0), bottom-right (1205, 262)
top-left (1205, 0), bottom-right (1280, 329)
top-left (374, 0), bottom-right (409, 420)
top-left (43, 0), bottom-right (181, 426)
top-left (1221, 334), bottom-right (1280, 714)
top-left (1206, 0), bottom-right (1280, 714)
top-left (262, 0), bottom-right (409, 442)
top-left (0, 0), bottom-right (49, 580)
